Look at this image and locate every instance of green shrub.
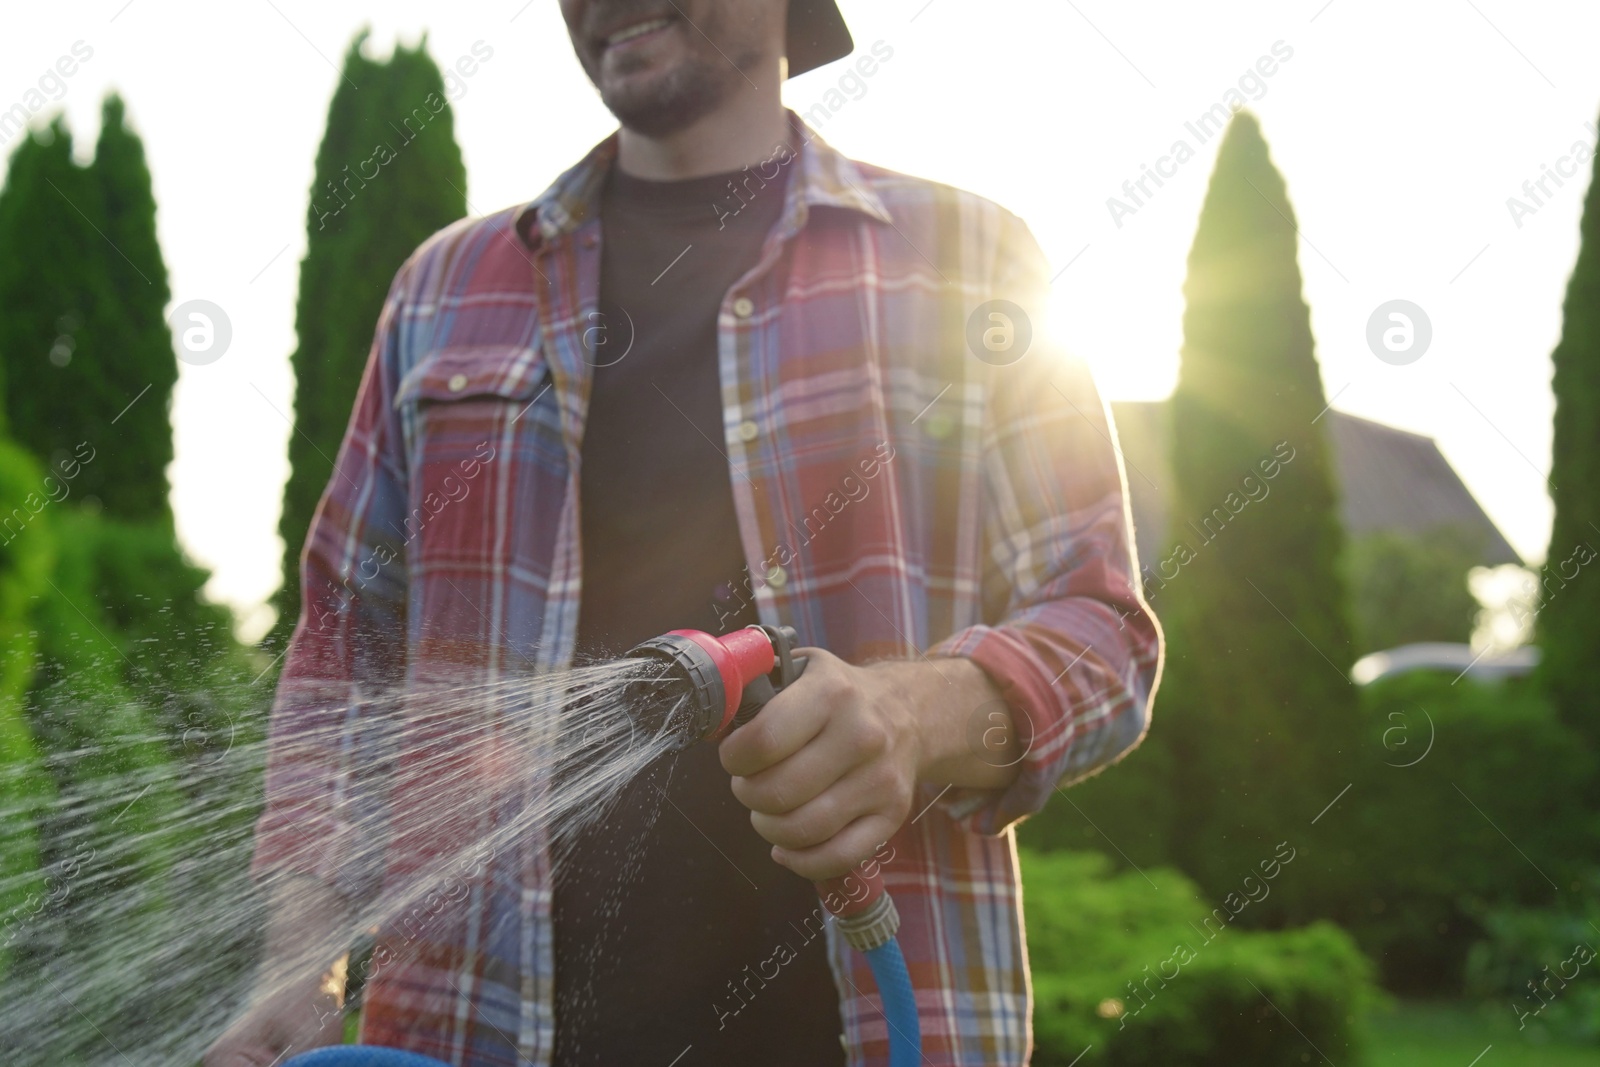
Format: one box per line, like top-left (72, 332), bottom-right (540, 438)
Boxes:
top-left (1322, 672), bottom-right (1597, 993)
top-left (24, 509), bottom-right (188, 934)
top-left (1023, 849), bottom-right (1379, 1066)
top-left (1035, 669), bottom-right (1598, 1000)
top-left (26, 506), bottom-right (267, 887)
top-left (1019, 728), bottom-right (1177, 869)
top-left (0, 439), bottom-right (56, 974)
top-left (1463, 879), bottom-right (1600, 1044)
top-left (14, 506), bottom-right (269, 1051)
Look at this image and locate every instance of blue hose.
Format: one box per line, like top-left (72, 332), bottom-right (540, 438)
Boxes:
top-left (282, 1048), bottom-right (452, 1067)
top-left (863, 936), bottom-right (921, 1067)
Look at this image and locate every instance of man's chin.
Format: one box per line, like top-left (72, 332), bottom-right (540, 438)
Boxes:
top-left (600, 64), bottom-right (725, 138)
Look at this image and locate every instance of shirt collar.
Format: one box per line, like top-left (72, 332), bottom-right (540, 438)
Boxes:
top-left (514, 110), bottom-right (893, 250)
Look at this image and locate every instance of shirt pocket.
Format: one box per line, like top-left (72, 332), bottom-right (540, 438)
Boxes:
top-left (395, 344), bottom-right (550, 466)
top-left (396, 344), bottom-right (548, 409)
top-left (391, 345), bottom-right (553, 563)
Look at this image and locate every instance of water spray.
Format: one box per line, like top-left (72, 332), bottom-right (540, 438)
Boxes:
top-left (283, 625), bottom-right (920, 1067)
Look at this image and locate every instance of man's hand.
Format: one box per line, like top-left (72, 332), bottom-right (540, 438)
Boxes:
top-left (719, 648), bottom-right (1019, 881)
top-left (203, 969), bottom-right (344, 1066)
top-left (203, 878), bottom-right (350, 1066)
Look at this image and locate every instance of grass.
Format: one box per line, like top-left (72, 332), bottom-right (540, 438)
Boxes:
top-left (1370, 1001), bottom-right (1596, 1067)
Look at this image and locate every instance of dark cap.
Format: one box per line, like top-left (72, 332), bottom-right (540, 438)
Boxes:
top-left (786, 0), bottom-right (852, 78)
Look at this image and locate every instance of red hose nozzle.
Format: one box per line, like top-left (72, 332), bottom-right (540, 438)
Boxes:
top-left (621, 625), bottom-right (898, 946)
top-left (622, 625), bottom-right (804, 749)
top-left (672, 626), bottom-right (778, 735)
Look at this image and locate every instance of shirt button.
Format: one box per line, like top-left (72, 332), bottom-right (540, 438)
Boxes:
top-left (737, 419), bottom-right (759, 442)
top-left (447, 373), bottom-right (469, 393)
top-left (732, 296), bottom-right (755, 318)
top-left (766, 565), bottom-right (787, 588)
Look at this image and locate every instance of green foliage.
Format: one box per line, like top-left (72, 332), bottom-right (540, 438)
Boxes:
top-left (1021, 113), bottom-right (1590, 1030)
top-left (0, 439), bottom-right (56, 973)
top-left (15, 506), bottom-right (268, 1040)
top-left (0, 89), bottom-right (268, 1051)
top-left (1324, 673), bottom-right (1597, 994)
top-left (25, 510), bottom-right (190, 913)
top-left (88, 95), bottom-right (177, 514)
top-left (67, 507), bottom-right (256, 712)
top-left (1142, 111), bottom-right (1360, 913)
top-left (0, 440), bottom-right (54, 712)
top-left (0, 98), bottom-right (176, 519)
top-left (0, 121), bottom-right (114, 456)
top-left (1347, 526), bottom-right (1485, 656)
top-left (277, 31), bottom-right (467, 631)
top-left (1018, 730), bottom-right (1177, 868)
top-left (27, 506), bottom-right (262, 822)
top-left (1023, 849), bottom-right (1379, 1066)
top-left (1032, 633), bottom-right (1598, 1003)
top-left (1541, 104), bottom-right (1600, 762)
top-left (1463, 887), bottom-right (1600, 1044)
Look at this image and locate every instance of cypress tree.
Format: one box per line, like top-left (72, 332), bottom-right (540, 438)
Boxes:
top-left (1158, 112), bottom-right (1358, 920)
top-left (276, 32), bottom-right (467, 632)
top-left (0, 119), bottom-right (118, 503)
top-left (0, 98), bottom-right (175, 520)
top-left (1540, 106), bottom-right (1600, 763)
top-left (88, 94), bottom-right (177, 518)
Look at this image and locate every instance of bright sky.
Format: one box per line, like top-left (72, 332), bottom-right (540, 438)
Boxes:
top-left (6, 0), bottom-right (1595, 640)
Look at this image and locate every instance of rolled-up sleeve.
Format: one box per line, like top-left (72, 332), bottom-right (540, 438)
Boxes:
top-left (929, 210), bottom-right (1163, 837)
top-left (249, 263), bottom-right (415, 904)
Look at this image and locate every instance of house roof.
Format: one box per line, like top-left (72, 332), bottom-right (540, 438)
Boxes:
top-left (1109, 400), bottom-right (1522, 573)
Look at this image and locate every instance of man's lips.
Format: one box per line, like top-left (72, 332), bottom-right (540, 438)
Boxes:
top-left (598, 13), bottom-right (676, 52)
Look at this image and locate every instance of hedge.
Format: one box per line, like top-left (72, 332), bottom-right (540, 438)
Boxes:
top-left (1023, 849), bottom-right (1378, 1066)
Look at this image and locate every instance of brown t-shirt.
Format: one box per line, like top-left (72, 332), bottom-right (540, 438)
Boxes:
top-left (553, 154), bottom-right (843, 1066)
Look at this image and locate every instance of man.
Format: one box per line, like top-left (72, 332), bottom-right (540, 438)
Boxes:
top-left (208, 1), bottom-right (1160, 1064)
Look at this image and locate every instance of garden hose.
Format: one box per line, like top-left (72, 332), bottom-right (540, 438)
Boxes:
top-left (281, 1047), bottom-right (451, 1067)
top-left (623, 624), bottom-right (922, 1065)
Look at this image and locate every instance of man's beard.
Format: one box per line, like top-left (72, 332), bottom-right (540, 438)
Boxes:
top-left (576, 2), bottom-right (767, 137)
top-left (599, 48), bottom-right (739, 138)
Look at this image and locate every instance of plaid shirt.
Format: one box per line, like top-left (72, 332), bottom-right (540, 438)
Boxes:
top-left (254, 114), bottom-right (1161, 1067)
